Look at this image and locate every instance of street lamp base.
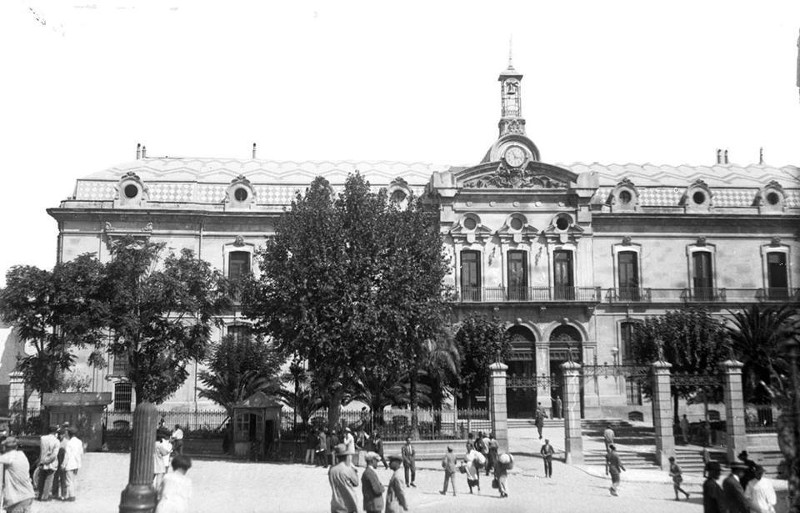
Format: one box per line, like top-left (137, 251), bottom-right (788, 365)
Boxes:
top-left (119, 484), bottom-right (157, 513)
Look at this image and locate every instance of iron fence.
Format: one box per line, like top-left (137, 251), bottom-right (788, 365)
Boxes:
top-left (745, 403), bottom-right (778, 433)
top-left (104, 409), bottom-right (228, 434)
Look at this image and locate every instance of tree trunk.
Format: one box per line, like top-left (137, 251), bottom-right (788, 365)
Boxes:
top-left (328, 389), bottom-right (344, 432)
top-left (410, 368), bottom-right (419, 439)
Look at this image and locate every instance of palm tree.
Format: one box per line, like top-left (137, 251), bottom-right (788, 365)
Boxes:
top-left (728, 304), bottom-right (796, 402)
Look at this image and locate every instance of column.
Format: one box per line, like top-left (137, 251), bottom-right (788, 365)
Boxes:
top-left (489, 362), bottom-right (509, 454)
top-left (119, 401), bottom-right (158, 513)
top-left (652, 360), bottom-right (674, 469)
top-left (561, 361), bottom-right (583, 464)
top-left (720, 359), bottom-right (746, 464)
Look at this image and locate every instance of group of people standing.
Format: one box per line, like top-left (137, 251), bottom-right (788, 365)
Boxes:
top-left (441, 431), bottom-right (514, 498)
top-left (703, 451), bottom-right (778, 513)
top-left (328, 441), bottom-right (407, 513)
top-left (153, 424), bottom-right (193, 513)
top-left (307, 425), bottom-right (389, 470)
top-left (35, 423), bottom-right (83, 504)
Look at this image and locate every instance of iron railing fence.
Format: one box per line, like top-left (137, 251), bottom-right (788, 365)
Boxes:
top-left (104, 409), bottom-right (228, 433)
top-left (457, 286), bottom-right (602, 303)
top-left (745, 403), bottom-right (778, 433)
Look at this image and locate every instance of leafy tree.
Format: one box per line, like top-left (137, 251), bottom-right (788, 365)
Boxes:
top-left (728, 304), bottom-right (797, 402)
top-left (276, 362), bottom-right (326, 430)
top-left (0, 254), bottom-right (107, 399)
top-left (630, 307), bottom-right (731, 422)
top-left (103, 237), bottom-right (232, 404)
top-left (455, 315), bottom-right (510, 408)
top-left (198, 334), bottom-right (284, 416)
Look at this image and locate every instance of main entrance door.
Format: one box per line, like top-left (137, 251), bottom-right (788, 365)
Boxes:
top-left (549, 325), bottom-right (584, 418)
top-left (506, 326), bottom-right (537, 418)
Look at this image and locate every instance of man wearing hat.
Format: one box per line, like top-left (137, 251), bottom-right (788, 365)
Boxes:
top-left (723, 461), bottom-right (752, 513)
top-left (36, 425), bottom-right (60, 501)
top-left (361, 452), bottom-right (384, 513)
top-left (703, 461), bottom-right (724, 513)
top-left (439, 445), bottom-right (457, 496)
top-left (0, 437), bottom-right (36, 513)
top-left (329, 443), bottom-right (359, 513)
top-left (385, 455), bottom-right (408, 513)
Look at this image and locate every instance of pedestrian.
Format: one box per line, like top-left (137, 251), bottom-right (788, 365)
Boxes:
top-left (355, 429), bottom-right (369, 467)
top-left (154, 432), bottom-right (173, 490)
top-left (401, 437), bottom-right (416, 487)
top-left (603, 424), bottom-right (615, 452)
top-left (439, 445), bottom-right (457, 496)
top-left (702, 446), bottom-right (711, 478)
top-left (465, 432), bottom-right (474, 454)
top-left (373, 432), bottom-right (388, 470)
top-left (343, 428), bottom-right (356, 467)
top-left (680, 414), bottom-right (690, 445)
top-left (305, 429), bottom-right (317, 465)
top-left (52, 425), bottom-right (68, 500)
top-left (171, 424), bottom-right (184, 455)
top-left (316, 429), bottom-right (328, 467)
top-left (36, 424), bottom-right (60, 502)
top-left (723, 462), bottom-right (751, 513)
top-left (328, 428), bottom-right (340, 468)
top-left (494, 452), bottom-right (514, 498)
top-left (61, 427), bottom-right (83, 502)
top-left (737, 450), bottom-right (757, 492)
top-left (474, 432), bottom-right (488, 463)
top-left (485, 432), bottom-right (498, 476)
top-left (668, 456), bottom-right (690, 500)
top-left (744, 465), bottom-right (777, 513)
top-left (0, 437), bottom-right (35, 513)
top-left (329, 443), bottom-right (359, 513)
top-left (155, 454), bottom-right (193, 513)
top-left (386, 455), bottom-right (408, 513)
top-left (606, 444), bottom-right (626, 496)
top-left (540, 438), bottom-right (555, 478)
top-left (361, 452), bottom-right (384, 513)
top-left (703, 461), bottom-right (725, 513)
top-left (464, 449), bottom-right (483, 494)
top-left (534, 403), bottom-right (547, 440)
top-left (555, 396), bottom-right (563, 419)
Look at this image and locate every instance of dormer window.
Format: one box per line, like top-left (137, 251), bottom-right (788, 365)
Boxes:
top-left (226, 175), bottom-right (255, 210)
top-left (462, 215), bottom-right (479, 231)
top-left (684, 179), bottom-right (713, 213)
top-left (509, 216), bottom-right (524, 231)
top-left (609, 178), bottom-right (639, 212)
top-left (124, 184), bottom-right (140, 199)
top-left (554, 214), bottom-right (572, 232)
top-left (757, 181), bottom-right (786, 213)
top-left (115, 171), bottom-right (148, 207)
top-left (234, 187), bottom-right (249, 202)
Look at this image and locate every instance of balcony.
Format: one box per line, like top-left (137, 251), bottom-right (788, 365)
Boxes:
top-left (457, 286), bottom-right (602, 303)
top-left (605, 287), bottom-right (800, 305)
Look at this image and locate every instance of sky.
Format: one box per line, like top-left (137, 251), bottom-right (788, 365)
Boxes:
top-left (1, 0), bottom-right (799, 282)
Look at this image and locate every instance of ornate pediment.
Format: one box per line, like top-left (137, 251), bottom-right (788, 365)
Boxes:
top-left (463, 162), bottom-right (569, 189)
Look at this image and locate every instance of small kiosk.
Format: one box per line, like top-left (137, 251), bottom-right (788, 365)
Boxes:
top-left (42, 392), bottom-right (113, 451)
top-left (232, 391), bottom-right (282, 461)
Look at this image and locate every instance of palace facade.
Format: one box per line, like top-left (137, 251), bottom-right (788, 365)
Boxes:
top-left (39, 62), bottom-right (800, 418)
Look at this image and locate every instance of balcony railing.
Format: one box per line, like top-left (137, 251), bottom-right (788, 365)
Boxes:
top-left (457, 286), bottom-right (602, 303)
top-left (605, 287), bottom-right (800, 304)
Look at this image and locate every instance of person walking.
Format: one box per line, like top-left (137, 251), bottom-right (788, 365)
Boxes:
top-left (361, 452), bottom-right (384, 513)
top-left (464, 449), bottom-right (482, 494)
top-left (668, 456), bottom-right (690, 500)
top-left (401, 437), bottom-right (416, 487)
top-left (494, 453), bottom-right (514, 498)
top-left (606, 444), bottom-right (626, 496)
top-left (485, 432), bottom-right (498, 476)
top-left (155, 454), bottom-right (193, 513)
top-left (540, 439), bottom-right (555, 478)
top-left (722, 462), bottom-right (752, 513)
top-left (52, 425), bottom-right (68, 500)
top-left (154, 432), bottom-right (173, 490)
top-left (680, 414), bottom-right (691, 445)
top-left (36, 425), bottom-right (60, 502)
top-left (61, 427), bottom-right (83, 502)
top-left (534, 403), bottom-right (547, 440)
top-left (171, 424), bottom-right (184, 455)
top-left (702, 446), bottom-right (712, 478)
top-left (439, 446), bottom-right (457, 496)
top-left (343, 428), bottom-right (356, 467)
top-left (386, 455), bottom-right (408, 513)
top-left (603, 424), bottom-right (615, 475)
top-left (329, 443), bottom-right (359, 513)
top-left (373, 432), bottom-right (388, 470)
top-left (737, 451), bottom-right (757, 492)
top-left (0, 437), bottom-right (35, 513)
top-left (744, 465), bottom-right (777, 513)
top-left (703, 461), bottom-right (725, 513)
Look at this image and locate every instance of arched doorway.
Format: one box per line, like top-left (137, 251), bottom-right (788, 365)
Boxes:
top-left (549, 325), bottom-right (584, 418)
top-left (506, 326), bottom-right (537, 418)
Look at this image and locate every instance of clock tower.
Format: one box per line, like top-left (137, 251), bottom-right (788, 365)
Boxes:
top-left (498, 56), bottom-right (526, 137)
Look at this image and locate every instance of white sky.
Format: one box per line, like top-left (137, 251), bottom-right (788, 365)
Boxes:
top-left (1, 0), bottom-right (799, 282)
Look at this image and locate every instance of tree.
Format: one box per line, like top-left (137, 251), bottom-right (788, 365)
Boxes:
top-left (630, 307), bottom-right (731, 422)
top-left (455, 315), bottom-right (510, 408)
top-left (728, 304), bottom-right (797, 402)
top-left (0, 254), bottom-right (107, 399)
top-left (198, 334), bottom-right (284, 416)
top-left (103, 236), bottom-right (232, 404)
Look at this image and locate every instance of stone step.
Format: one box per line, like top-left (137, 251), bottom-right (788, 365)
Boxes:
top-left (583, 450), bottom-right (660, 469)
top-left (508, 418), bottom-right (564, 428)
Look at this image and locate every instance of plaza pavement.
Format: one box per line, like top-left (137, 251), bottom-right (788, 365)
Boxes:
top-left (30, 423), bottom-right (790, 512)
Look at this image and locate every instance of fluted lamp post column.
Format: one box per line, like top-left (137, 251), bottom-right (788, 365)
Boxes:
top-left (119, 401), bottom-right (159, 513)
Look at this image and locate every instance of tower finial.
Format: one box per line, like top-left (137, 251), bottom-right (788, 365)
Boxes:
top-left (508, 35), bottom-right (514, 70)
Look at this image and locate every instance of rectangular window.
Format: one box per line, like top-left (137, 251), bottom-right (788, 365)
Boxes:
top-left (692, 251), bottom-right (713, 300)
top-left (114, 382), bottom-right (133, 412)
top-left (227, 324), bottom-right (251, 342)
top-left (507, 250), bottom-right (528, 300)
top-left (113, 354), bottom-right (129, 376)
top-left (553, 250), bottom-right (574, 300)
top-left (228, 251), bottom-right (251, 280)
top-left (460, 251), bottom-right (481, 301)
top-left (617, 251), bottom-right (640, 301)
top-left (767, 252), bottom-right (788, 299)
top-left (620, 322), bottom-right (636, 362)
top-left (626, 379), bottom-right (643, 406)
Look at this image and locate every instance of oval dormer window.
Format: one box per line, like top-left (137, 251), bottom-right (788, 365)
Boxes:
top-left (766, 192), bottom-right (780, 206)
top-left (619, 190), bottom-right (632, 205)
top-left (692, 191), bottom-right (707, 205)
top-left (124, 184), bottom-right (139, 199)
top-left (234, 188), bottom-right (249, 202)
top-left (555, 216), bottom-right (570, 231)
top-left (510, 217), bottom-right (524, 230)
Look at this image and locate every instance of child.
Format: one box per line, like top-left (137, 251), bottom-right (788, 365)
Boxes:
top-left (156, 454), bottom-right (192, 513)
top-left (668, 456), bottom-right (690, 501)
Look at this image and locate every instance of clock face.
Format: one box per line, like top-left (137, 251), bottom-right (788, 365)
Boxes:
top-left (504, 146), bottom-right (526, 168)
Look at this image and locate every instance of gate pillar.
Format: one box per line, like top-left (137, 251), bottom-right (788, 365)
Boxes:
top-left (652, 360), bottom-right (674, 469)
top-left (720, 359), bottom-right (746, 463)
top-left (561, 361), bottom-right (583, 464)
top-left (489, 362), bottom-right (509, 454)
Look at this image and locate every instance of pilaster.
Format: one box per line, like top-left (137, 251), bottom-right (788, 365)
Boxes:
top-left (720, 359), bottom-right (746, 463)
top-left (651, 360), bottom-right (673, 469)
top-left (561, 361), bottom-right (583, 464)
top-left (489, 362), bottom-right (509, 454)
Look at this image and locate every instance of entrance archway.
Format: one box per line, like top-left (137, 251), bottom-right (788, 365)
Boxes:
top-left (506, 326), bottom-right (537, 418)
top-left (549, 325), bottom-right (584, 417)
